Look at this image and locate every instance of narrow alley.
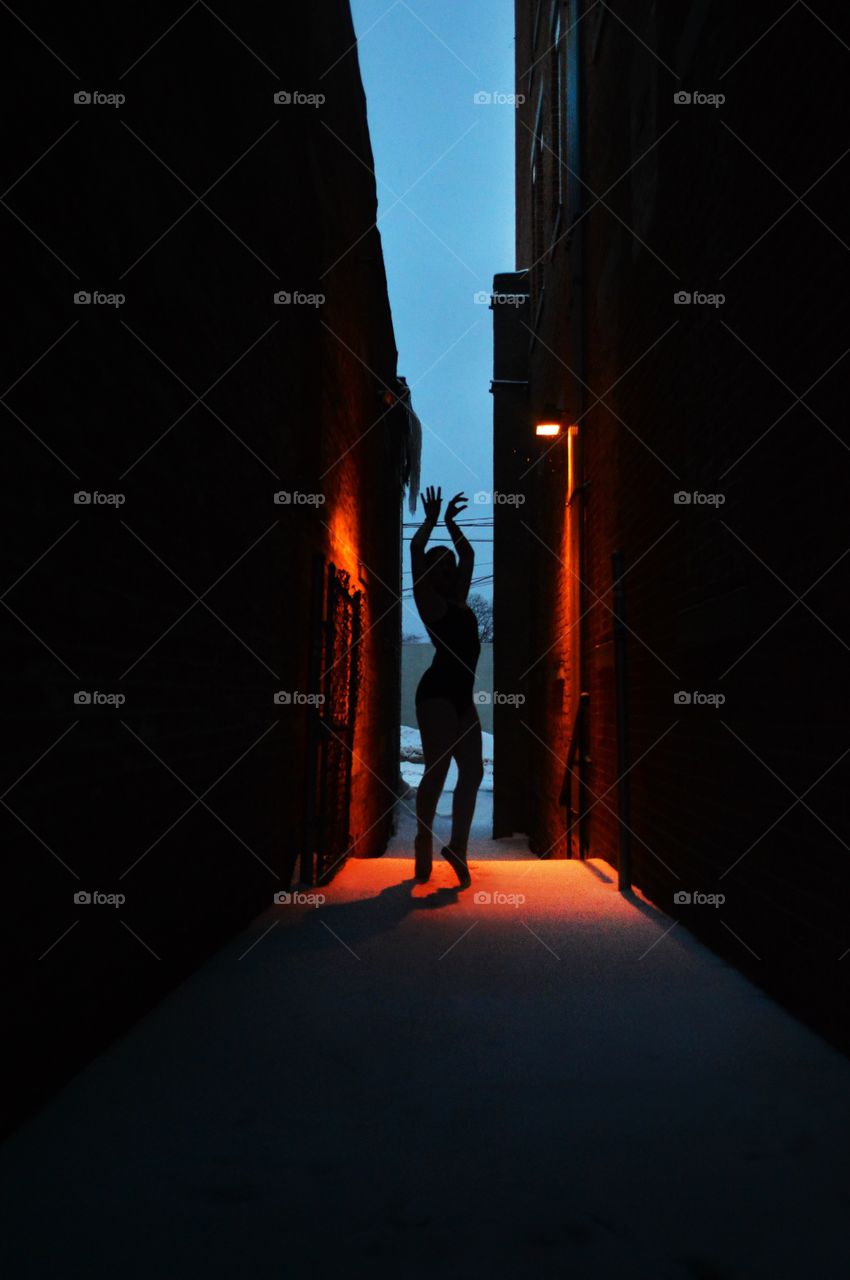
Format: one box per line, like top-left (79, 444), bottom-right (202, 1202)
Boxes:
top-left (4, 3), bottom-right (850, 1277)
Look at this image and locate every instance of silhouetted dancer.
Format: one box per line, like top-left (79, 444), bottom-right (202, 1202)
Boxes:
top-left (410, 485), bottom-right (483, 887)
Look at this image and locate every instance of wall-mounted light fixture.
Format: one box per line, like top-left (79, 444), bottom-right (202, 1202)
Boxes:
top-left (535, 402), bottom-right (567, 437)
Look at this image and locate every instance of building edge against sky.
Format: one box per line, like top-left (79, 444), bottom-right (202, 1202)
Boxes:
top-left (351, 0), bottom-right (517, 633)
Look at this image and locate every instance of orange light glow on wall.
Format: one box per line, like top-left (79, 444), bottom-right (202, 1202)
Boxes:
top-left (327, 506), bottom-right (361, 582)
top-left (535, 422), bottom-right (561, 437)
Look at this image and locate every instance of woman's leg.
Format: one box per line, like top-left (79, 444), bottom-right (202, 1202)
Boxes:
top-left (449, 704), bottom-right (484, 856)
top-left (415, 697), bottom-right (460, 866)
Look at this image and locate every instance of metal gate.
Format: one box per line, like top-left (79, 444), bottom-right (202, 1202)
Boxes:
top-left (302, 559), bottom-right (362, 885)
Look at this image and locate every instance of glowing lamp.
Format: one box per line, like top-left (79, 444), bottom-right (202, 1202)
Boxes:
top-left (535, 422), bottom-right (561, 437)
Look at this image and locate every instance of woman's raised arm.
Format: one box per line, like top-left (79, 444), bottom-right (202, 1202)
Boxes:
top-left (410, 484), bottom-right (441, 580)
top-left (410, 486), bottom-right (448, 627)
top-left (444, 491), bottom-right (473, 602)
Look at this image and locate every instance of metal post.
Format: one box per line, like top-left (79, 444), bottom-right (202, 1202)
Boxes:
top-left (612, 550), bottom-right (631, 891)
top-left (301, 553), bottom-right (326, 886)
top-left (577, 691), bottom-right (590, 860)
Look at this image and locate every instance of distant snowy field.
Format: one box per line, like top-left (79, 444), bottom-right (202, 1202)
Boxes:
top-left (400, 724), bottom-right (494, 792)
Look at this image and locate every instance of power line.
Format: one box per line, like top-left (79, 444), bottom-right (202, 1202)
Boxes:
top-left (403, 559), bottom-right (493, 567)
top-left (403, 563), bottom-right (493, 576)
top-left (402, 575), bottom-right (493, 597)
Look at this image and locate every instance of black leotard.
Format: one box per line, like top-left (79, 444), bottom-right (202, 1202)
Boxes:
top-left (415, 601), bottom-right (481, 717)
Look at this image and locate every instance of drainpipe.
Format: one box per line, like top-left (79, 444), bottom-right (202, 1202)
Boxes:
top-left (612, 549), bottom-right (631, 892)
top-left (572, 0), bottom-right (590, 857)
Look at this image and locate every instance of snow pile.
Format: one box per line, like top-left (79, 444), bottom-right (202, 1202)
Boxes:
top-left (399, 725), bottom-right (494, 792)
top-left (400, 725), bottom-right (425, 762)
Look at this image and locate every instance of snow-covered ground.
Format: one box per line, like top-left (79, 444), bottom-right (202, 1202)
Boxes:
top-left (393, 726), bottom-right (533, 859)
top-left (400, 723), bottom-right (494, 792)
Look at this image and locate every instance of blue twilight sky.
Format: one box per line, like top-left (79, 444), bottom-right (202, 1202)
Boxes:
top-left (349, 0), bottom-right (516, 626)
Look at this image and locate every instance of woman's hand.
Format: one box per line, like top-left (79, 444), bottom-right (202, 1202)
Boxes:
top-left (421, 484), bottom-right (442, 523)
top-left (444, 492), bottom-right (467, 525)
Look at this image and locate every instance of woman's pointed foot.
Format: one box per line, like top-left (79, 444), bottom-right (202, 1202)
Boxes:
top-left (440, 844), bottom-right (471, 889)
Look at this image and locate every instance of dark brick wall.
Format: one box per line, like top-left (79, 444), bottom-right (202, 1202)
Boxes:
top-left (504, 0), bottom-right (850, 1048)
top-left (509, 0), bottom-right (589, 856)
top-left (1, 2), bottom-right (401, 1135)
top-left (492, 271), bottom-right (532, 837)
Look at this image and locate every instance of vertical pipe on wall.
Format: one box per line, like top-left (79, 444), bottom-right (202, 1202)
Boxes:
top-left (569, 0), bottom-right (590, 856)
top-left (301, 552), bottom-right (325, 886)
top-left (612, 549), bottom-right (631, 891)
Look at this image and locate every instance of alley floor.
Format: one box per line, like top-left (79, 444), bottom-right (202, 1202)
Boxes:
top-left (3, 798), bottom-right (850, 1279)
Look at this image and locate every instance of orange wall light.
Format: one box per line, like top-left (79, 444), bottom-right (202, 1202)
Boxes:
top-left (535, 422), bottom-right (561, 437)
